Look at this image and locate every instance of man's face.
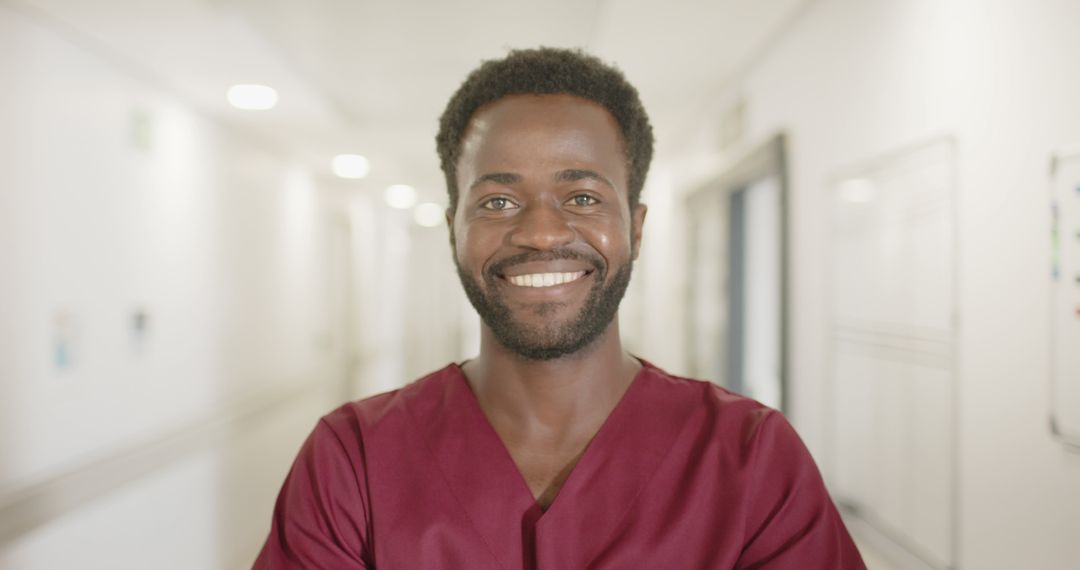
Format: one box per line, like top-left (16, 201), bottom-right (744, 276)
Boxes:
top-left (448, 94), bottom-right (646, 360)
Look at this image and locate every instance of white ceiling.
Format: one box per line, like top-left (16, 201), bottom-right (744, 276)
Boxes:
top-left (12, 0), bottom-right (809, 203)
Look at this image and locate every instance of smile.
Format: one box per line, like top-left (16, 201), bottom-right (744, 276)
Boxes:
top-left (506, 271), bottom-right (588, 288)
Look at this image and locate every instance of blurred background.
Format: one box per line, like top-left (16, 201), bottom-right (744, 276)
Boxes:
top-left (1, 0), bottom-right (1079, 568)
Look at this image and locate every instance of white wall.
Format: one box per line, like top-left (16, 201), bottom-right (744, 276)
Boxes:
top-left (342, 193), bottom-right (470, 398)
top-left (6, 0), bottom-right (1079, 567)
top-left (0, 5), bottom-right (340, 567)
top-left (658, 0), bottom-right (1080, 566)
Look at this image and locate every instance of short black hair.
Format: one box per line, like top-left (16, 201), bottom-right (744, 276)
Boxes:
top-left (436, 47), bottom-right (654, 211)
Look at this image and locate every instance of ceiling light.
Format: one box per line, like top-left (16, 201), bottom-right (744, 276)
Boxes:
top-left (413, 202), bottom-right (445, 228)
top-left (384, 185), bottom-right (417, 209)
top-left (226, 84), bottom-right (278, 110)
top-left (332, 154), bottom-right (370, 179)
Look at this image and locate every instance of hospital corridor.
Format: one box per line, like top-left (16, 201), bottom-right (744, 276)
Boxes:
top-left (1, 0), bottom-right (1079, 568)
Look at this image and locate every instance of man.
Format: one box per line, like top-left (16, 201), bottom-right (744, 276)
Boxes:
top-left (255, 48), bottom-right (864, 569)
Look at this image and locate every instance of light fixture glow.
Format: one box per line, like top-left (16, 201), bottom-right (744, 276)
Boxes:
top-left (226, 84), bottom-right (278, 110)
top-left (332, 154), bottom-right (370, 179)
top-left (384, 184), bottom-right (417, 209)
top-left (413, 202), bottom-right (445, 228)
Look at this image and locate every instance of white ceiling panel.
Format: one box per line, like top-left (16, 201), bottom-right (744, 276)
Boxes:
top-left (10, 0), bottom-right (810, 202)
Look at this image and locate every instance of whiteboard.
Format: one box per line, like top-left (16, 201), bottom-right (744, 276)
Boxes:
top-left (1050, 150), bottom-right (1080, 449)
top-left (828, 139), bottom-right (956, 568)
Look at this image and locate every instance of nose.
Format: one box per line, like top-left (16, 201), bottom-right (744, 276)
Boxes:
top-left (507, 201), bottom-right (576, 250)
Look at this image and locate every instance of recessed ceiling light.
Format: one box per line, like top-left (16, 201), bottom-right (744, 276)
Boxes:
top-left (385, 184), bottom-right (417, 209)
top-left (413, 202), bottom-right (445, 228)
top-left (332, 154), bottom-right (370, 179)
top-left (226, 84), bottom-right (278, 110)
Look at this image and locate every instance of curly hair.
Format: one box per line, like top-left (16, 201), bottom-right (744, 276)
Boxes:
top-left (436, 47), bottom-right (654, 211)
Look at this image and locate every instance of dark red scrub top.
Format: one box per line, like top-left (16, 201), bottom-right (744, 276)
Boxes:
top-left (255, 360), bottom-right (865, 569)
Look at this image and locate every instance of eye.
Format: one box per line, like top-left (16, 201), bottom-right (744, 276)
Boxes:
top-left (481, 196), bottom-right (517, 211)
top-left (569, 194), bottom-right (599, 207)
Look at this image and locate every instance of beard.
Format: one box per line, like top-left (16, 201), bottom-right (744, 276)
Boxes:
top-left (456, 249), bottom-right (633, 361)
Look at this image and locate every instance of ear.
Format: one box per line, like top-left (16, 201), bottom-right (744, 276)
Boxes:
top-left (446, 207), bottom-right (456, 249)
top-left (630, 203), bottom-right (647, 260)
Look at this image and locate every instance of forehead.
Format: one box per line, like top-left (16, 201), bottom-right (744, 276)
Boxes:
top-left (457, 94), bottom-right (627, 184)
top-left (465, 93), bottom-right (621, 138)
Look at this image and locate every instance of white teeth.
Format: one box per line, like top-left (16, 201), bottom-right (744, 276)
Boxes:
top-left (508, 271), bottom-right (586, 288)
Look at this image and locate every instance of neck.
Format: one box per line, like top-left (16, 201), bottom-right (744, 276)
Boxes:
top-left (461, 317), bottom-right (641, 440)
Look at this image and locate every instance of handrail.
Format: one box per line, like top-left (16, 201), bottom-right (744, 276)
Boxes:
top-left (0, 380), bottom-right (327, 546)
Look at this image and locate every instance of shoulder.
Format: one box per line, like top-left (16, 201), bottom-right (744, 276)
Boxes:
top-left (319, 363), bottom-right (461, 442)
top-left (254, 368), bottom-right (469, 569)
top-left (635, 364), bottom-right (862, 566)
top-left (636, 359), bottom-right (780, 448)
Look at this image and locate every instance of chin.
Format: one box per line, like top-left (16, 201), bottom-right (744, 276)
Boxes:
top-left (489, 315), bottom-right (612, 361)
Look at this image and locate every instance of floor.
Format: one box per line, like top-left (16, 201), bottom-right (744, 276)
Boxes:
top-left (844, 512), bottom-right (938, 570)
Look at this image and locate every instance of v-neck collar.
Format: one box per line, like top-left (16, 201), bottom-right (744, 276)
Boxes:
top-left (406, 359), bottom-right (698, 569)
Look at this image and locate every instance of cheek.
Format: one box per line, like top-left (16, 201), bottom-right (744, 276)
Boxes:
top-left (593, 232), bottom-right (614, 252)
top-left (453, 231), bottom-right (473, 268)
top-left (450, 221), bottom-right (474, 270)
top-left (453, 223), bottom-right (498, 271)
top-left (582, 217), bottom-right (634, 262)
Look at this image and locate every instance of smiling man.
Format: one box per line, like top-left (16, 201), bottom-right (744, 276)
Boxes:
top-left (255, 48), bottom-right (864, 569)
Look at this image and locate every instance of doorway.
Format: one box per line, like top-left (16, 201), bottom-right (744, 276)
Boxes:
top-left (686, 134), bottom-right (789, 412)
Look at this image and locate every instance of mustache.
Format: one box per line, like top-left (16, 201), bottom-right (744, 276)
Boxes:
top-left (487, 248), bottom-right (604, 279)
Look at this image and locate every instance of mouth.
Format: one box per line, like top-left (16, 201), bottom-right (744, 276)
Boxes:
top-left (504, 270), bottom-right (590, 288)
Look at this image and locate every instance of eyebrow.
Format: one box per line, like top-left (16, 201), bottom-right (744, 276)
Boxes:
top-left (468, 169), bottom-right (616, 191)
top-left (554, 169), bottom-right (615, 190)
top-left (469, 172), bottom-right (522, 190)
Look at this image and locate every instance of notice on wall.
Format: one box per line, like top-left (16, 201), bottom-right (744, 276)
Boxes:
top-left (51, 309), bottom-right (80, 372)
top-left (1050, 149), bottom-right (1080, 449)
top-left (828, 139), bottom-right (956, 568)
